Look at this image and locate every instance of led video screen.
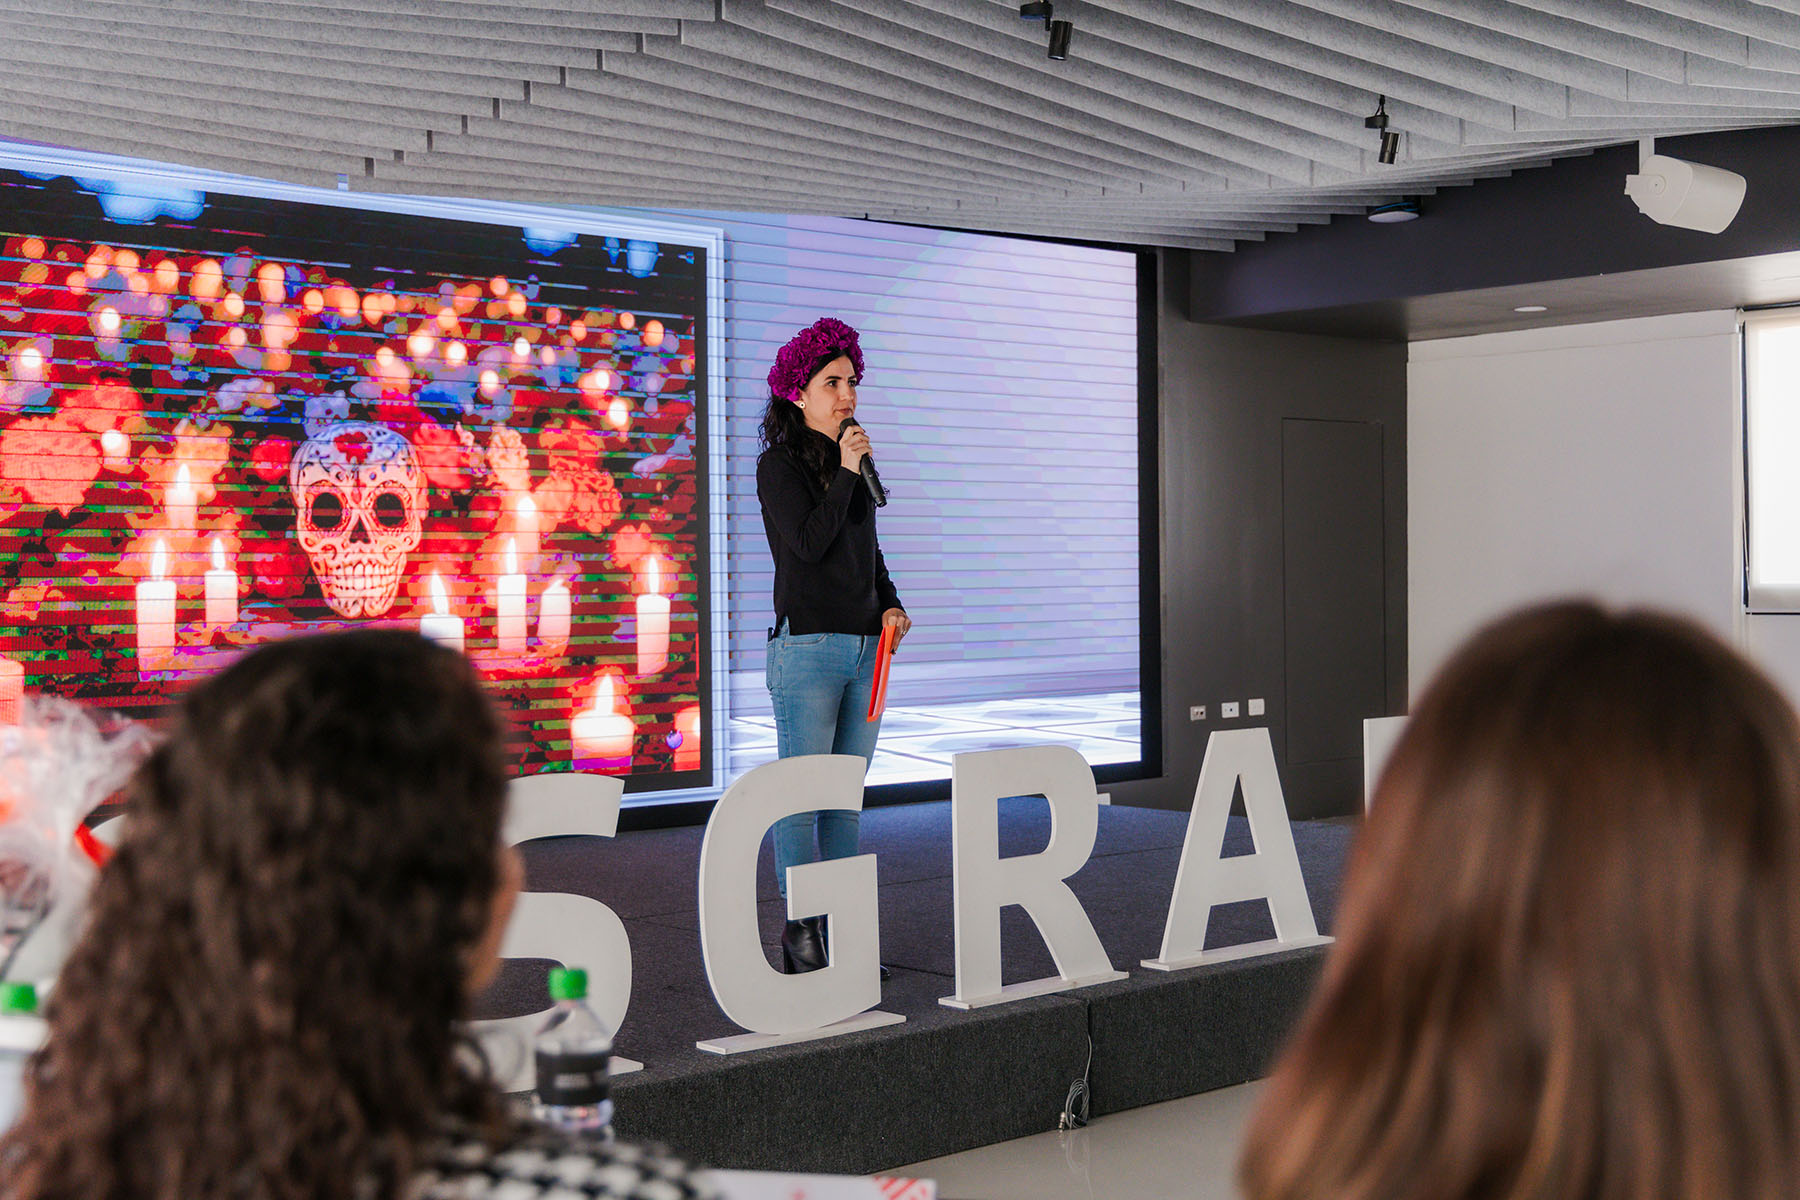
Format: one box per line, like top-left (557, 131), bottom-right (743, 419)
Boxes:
top-left (0, 165), bottom-right (712, 787)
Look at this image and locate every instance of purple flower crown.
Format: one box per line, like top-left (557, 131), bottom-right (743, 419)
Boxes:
top-left (767, 317), bottom-right (864, 402)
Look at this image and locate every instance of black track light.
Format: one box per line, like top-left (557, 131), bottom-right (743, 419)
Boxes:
top-left (1048, 18), bottom-right (1073, 60)
top-left (1020, 2), bottom-right (1052, 18)
top-left (1365, 95), bottom-right (1401, 165)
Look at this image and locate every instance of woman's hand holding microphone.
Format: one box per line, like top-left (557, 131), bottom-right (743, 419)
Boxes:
top-left (838, 422), bottom-right (872, 472)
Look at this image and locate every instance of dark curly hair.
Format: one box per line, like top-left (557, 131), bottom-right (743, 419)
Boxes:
top-left (0, 630), bottom-right (514, 1200)
top-left (758, 340), bottom-right (858, 491)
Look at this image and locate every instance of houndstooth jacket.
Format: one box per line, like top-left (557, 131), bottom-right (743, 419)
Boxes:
top-left (411, 1125), bottom-right (718, 1200)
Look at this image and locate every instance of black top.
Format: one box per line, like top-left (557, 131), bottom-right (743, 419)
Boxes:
top-left (757, 441), bottom-right (902, 636)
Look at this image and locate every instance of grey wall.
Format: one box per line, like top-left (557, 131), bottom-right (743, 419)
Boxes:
top-left (1109, 251), bottom-right (1407, 820)
top-left (1190, 125), bottom-right (1800, 326)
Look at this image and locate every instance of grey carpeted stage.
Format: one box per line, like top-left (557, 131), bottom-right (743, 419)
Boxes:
top-left (476, 797), bottom-right (1354, 1176)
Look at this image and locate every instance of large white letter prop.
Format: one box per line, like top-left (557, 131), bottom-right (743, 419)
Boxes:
top-left (473, 771), bottom-right (640, 1091)
top-left (1144, 728), bottom-right (1333, 972)
top-left (696, 754), bottom-right (902, 1054)
top-left (941, 745), bottom-right (1128, 1010)
top-left (1362, 714), bottom-right (1408, 812)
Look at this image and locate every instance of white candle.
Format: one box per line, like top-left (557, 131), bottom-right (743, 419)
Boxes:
top-left (537, 578), bottom-right (571, 656)
top-left (636, 556), bottom-right (670, 676)
top-left (94, 305), bottom-right (124, 359)
top-left (166, 463), bottom-right (196, 541)
top-left (419, 572), bottom-right (466, 654)
top-left (100, 428), bottom-right (129, 473)
top-left (0, 655), bottom-right (22, 725)
top-left (204, 537), bottom-right (237, 627)
top-left (496, 537), bottom-right (527, 656)
top-left (515, 492), bottom-right (540, 567)
top-left (135, 539), bottom-right (176, 674)
top-left (674, 702), bottom-right (701, 772)
top-left (570, 675), bottom-right (633, 773)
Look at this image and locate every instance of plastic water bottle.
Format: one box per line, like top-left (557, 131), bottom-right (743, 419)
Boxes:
top-left (533, 967), bottom-right (614, 1138)
top-left (0, 982), bottom-right (45, 1133)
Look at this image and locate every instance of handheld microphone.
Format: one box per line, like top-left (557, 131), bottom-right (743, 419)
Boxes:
top-left (838, 417), bottom-right (888, 508)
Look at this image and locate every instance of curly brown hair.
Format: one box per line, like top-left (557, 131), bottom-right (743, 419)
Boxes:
top-left (0, 630), bottom-right (514, 1200)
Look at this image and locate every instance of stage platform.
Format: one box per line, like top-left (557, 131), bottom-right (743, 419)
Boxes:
top-left (475, 797), bottom-right (1354, 1176)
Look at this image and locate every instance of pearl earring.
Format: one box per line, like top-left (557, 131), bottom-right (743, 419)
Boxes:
top-left (795, 400), bottom-right (806, 409)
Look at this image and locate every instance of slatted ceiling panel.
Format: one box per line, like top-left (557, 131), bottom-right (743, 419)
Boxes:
top-left (4, 3), bottom-right (1800, 247)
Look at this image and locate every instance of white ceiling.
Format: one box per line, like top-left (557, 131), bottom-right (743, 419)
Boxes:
top-left (3, 0), bottom-right (1799, 250)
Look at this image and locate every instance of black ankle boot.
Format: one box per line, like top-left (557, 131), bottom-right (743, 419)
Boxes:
top-left (781, 917), bottom-right (827, 973)
top-left (811, 916), bottom-right (893, 981)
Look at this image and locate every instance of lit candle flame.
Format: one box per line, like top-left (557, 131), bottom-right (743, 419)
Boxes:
top-left (211, 537), bottom-right (226, 572)
top-left (176, 463), bottom-right (190, 489)
top-left (648, 556), bottom-right (661, 596)
top-left (151, 539), bottom-right (167, 580)
top-left (520, 493), bottom-right (536, 520)
top-left (430, 571), bottom-right (449, 615)
top-left (504, 536), bottom-right (518, 576)
top-left (596, 674), bottom-right (615, 713)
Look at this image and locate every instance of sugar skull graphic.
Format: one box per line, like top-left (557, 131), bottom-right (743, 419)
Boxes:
top-left (289, 421), bottom-right (423, 617)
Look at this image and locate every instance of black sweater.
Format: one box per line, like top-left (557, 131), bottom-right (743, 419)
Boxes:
top-left (757, 442), bottom-right (902, 636)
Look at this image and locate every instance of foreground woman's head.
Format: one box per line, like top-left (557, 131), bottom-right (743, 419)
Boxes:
top-left (1, 630), bottom-right (517, 1200)
top-left (1241, 602), bottom-right (1800, 1200)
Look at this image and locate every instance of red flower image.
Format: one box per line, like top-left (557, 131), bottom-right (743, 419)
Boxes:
top-left (375, 397), bottom-right (427, 433)
top-left (609, 522), bottom-right (655, 571)
top-left (61, 381), bottom-right (142, 434)
top-left (562, 468), bottom-right (623, 536)
top-left (247, 435), bottom-right (295, 483)
top-left (412, 420), bottom-right (475, 492)
top-left (143, 420), bottom-right (233, 506)
top-left (248, 544), bottom-right (311, 600)
top-left (487, 425), bottom-right (531, 494)
top-left (333, 429), bottom-right (372, 465)
top-left (0, 414), bottom-right (100, 514)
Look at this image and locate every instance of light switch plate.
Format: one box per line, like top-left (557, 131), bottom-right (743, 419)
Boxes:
top-left (1247, 698), bottom-right (1265, 716)
top-left (1221, 701), bottom-right (1240, 719)
top-left (1189, 705), bottom-right (1206, 721)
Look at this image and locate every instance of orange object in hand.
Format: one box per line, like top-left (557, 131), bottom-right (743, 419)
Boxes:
top-left (867, 623), bottom-right (894, 722)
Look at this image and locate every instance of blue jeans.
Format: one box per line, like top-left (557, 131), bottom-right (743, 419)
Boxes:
top-left (766, 622), bottom-right (884, 899)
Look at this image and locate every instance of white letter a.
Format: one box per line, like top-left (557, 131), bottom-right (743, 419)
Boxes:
top-left (1144, 728), bottom-right (1333, 972)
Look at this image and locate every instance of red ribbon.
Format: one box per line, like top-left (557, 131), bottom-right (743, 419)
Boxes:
top-left (74, 824), bottom-right (111, 868)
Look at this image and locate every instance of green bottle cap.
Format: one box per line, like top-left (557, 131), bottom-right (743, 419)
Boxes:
top-left (548, 967), bottom-right (588, 1001)
top-left (0, 982), bottom-right (38, 1015)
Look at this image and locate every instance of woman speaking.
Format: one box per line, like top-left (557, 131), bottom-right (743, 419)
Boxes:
top-left (757, 317), bottom-right (910, 975)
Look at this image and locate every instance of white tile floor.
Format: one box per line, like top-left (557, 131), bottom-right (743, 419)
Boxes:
top-left (887, 1081), bottom-right (1262, 1200)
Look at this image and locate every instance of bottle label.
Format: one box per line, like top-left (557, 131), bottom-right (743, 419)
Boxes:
top-left (535, 1048), bottom-right (611, 1108)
